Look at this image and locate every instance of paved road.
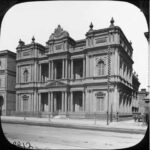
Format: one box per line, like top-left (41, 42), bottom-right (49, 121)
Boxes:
top-left (2, 123), bottom-right (144, 149)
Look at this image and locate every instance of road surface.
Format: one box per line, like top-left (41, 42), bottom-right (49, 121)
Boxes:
top-left (2, 123), bottom-right (144, 149)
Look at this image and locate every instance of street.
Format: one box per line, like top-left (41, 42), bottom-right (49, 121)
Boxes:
top-left (2, 123), bottom-right (144, 149)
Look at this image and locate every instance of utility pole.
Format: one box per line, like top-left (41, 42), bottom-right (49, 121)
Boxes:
top-left (107, 45), bottom-right (111, 125)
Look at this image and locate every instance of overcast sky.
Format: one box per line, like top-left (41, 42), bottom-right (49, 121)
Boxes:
top-left (0, 1), bottom-right (148, 90)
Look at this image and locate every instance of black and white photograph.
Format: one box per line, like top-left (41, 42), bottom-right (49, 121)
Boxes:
top-left (0, 1), bottom-right (149, 149)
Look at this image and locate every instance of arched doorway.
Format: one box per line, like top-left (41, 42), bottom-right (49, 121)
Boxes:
top-left (0, 96), bottom-right (4, 116)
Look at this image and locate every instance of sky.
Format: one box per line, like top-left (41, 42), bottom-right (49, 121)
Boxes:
top-left (0, 1), bottom-right (148, 90)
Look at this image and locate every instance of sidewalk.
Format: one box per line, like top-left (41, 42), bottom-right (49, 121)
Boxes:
top-left (1, 116), bottom-right (147, 134)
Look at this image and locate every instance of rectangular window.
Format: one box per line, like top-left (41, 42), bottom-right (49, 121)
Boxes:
top-left (96, 97), bottom-right (104, 112)
top-left (55, 44), bottom-right (62, 50)
top-left (23, 99), bottom-right (28, 111)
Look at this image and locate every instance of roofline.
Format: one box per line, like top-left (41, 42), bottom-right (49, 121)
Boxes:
top-left (0, 50), bottom-right (16, 57)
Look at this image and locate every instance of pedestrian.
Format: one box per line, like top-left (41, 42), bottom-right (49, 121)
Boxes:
top-left (133, 114), bottom-right (137, 122)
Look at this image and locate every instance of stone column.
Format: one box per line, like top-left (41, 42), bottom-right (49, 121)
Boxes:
top-left (31, 93), bottom-right (34, 112)
top-left (83, 58), bottom-right (85, 78)
top-left (114, 50), bottom-right (117, 75)
top-left (51, 61), bottom-right (53, 80)
top-left (62, 59), bottom-right (64, 79)
top-left (62, 92), bottom-right (64, 112)
top-left (71, 91), bottom-right (73, 112)
top-left (34, 62), bottom-right (36, 82)
top-left (54, 93), bottom-right (56, 112)
top-left (82, 91), bottom-right (85, 112)
top-left (16, 66), bottom-right (18, 83)
top-left (114, 86), bottom-right (119, 114)
top-left (39, 64), bottom-right (41, 82)
top-left (51, 92), bottom-right (53, 113)
top-left (90, 56), bottom-right (94, 77)
top-left (65, 91), bottom-right (67, 112)
top-left (18, 94), bottom-right (21, 111)
top-left (34, 90), bottom-right (37, 112)
top-left (86, 55), bottom-right (89, 77)
top-left (68, 60), bottom-right (70, 79)
top-left (16, 94), bottom-right (18, 111)
top-left (65, 59), bottom-right (68, 79)
top-left (54, 62), bottom-right (56, 79)
top-left (38, 93), bottom-right (41, 111)
top-left (117, 50), bottom-right (119, 75)
top-left (67, 92), bottom-right (70, 111)
top-left (48, 92), bottom-right (51, 112)
top-left (71, 59), bottom-right (73, 79)
top-left (18, 66), bottom-right (20, 83)
top-left (49, 61), bottom-right (51, 80)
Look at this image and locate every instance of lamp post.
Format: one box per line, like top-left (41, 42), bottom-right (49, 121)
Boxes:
top-left (107, 45), bottom-right (111, 125)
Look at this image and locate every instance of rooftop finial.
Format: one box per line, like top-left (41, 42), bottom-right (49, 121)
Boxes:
top-left (19, 39), bottom-right (22, 44)
top-left (90, 22), bottom-right (93, 29)
top-left (89, 22), bottom-right (94, 32)
top-left (32, 36), bottom-right (35, 43)
top-left (110, 17), bottom-right (114, 27)
top-left (18, 39), bottom-right (24, 46)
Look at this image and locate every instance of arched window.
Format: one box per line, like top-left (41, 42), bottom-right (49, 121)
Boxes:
top-left (97, 60), bottom-right (105, 76)
top-left (23, 69), bottom-right (28, 83)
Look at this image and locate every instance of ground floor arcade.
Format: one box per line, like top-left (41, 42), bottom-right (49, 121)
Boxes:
top-left (15, 85), bottom-right (133, 119)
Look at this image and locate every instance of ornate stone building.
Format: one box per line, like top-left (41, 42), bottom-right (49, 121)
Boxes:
top-left (0, 50), bottom-right (16, 115)
top-left (15, 18), bottom-right (135, 119)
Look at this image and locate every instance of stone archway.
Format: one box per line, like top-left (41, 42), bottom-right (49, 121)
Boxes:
top-left (0, 95), bottom-right (4, 116)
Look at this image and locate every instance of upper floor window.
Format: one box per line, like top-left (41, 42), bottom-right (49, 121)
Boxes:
top-left (96, 60), bottom-right (105, 76)
top-left (23, 69), bottom-right (28, 83)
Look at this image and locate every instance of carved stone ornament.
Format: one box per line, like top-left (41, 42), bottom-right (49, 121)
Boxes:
top-left (22, 95), bottom-right (29, 100)
top-left (95, 57), bottom-right (106, 65)
top-left (49, 25), bottom-right (69, 40)
top-left (46, 81), bottom-right (66, 87)
top-left (95, 92), bottom-right (105, 97)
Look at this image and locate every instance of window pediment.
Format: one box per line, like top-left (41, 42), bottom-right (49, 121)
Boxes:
top-left (95, 92), bottom-right (105, 97)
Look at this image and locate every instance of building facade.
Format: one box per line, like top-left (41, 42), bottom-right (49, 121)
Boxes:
top-left (0, 50), bottom-right (16, 115)
top-left (15, 19), bottom-right (135, 119)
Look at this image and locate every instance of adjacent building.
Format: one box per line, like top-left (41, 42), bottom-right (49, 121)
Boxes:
top-left (15, 18), bottom-right (135, 119)
top-left (138, 88), bottom-right (149, 114)
top-left (0, 50), bottom-right (16, 115)
top-left (132, 72), bottom-right (140, 113)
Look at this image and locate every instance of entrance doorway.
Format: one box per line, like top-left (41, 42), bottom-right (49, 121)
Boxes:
top-left (73, 91), bottom-right (82, 112)
top-left (41, 93), bottom-right (48, 112)
top-left (54, 92), bottom-right (62, 113)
